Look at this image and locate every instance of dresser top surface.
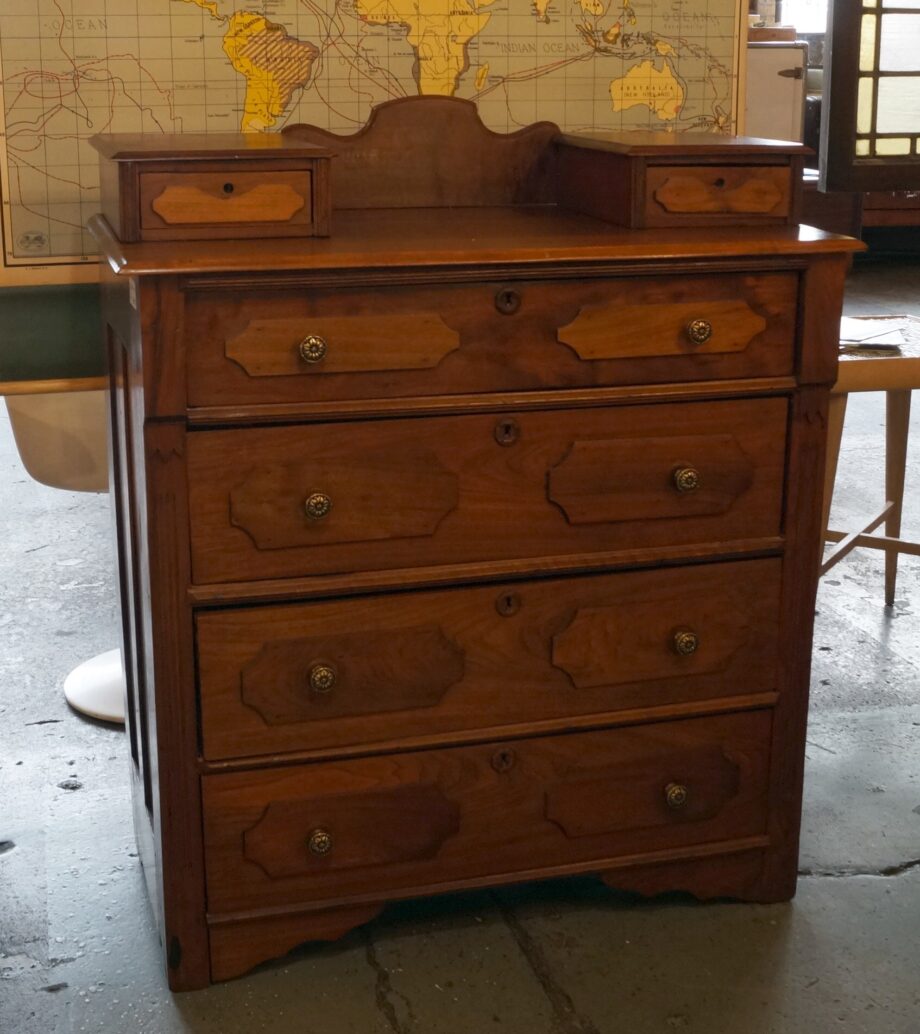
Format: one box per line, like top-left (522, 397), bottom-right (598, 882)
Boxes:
top-left (89, 205), bottom-right (863, 278)
top-left (90, 132), bottom-right (333, 162)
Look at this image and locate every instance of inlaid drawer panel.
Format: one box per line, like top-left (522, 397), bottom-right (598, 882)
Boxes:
top-left (197, 558), bottom-right (782, 761)
top-left (644, 166), bottom-right (793, 227)
top-left (202, 710), bottom-right (773, 913)
top-left (186, 397), bottom-right (788, 584)
top-left (138, 170), bottom-right (317, 240)
top-left (183, 272), bottom-right (797, 407)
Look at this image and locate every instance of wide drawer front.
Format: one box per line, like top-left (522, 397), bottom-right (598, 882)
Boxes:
top-left (202, 710), bottom-right (772, 913)
top-left (197, 558), bottom-right (782, 761)
top-left (187, 398), bottom-right (787, 584)
top-left (184, 272), bottom-right (797, 407)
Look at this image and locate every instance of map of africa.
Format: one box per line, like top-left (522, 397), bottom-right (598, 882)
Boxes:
top-left (0, 0), bottom-right (742, 280)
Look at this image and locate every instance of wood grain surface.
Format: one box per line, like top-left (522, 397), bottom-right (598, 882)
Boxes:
top-left (185, 271), bottom-right (796, 407)
top-left (196, 558), bottom-right (782, 761)
top-left (202, 710), bottom-right (773, 914)
top-left (187, 398), bottom-right (788, 584)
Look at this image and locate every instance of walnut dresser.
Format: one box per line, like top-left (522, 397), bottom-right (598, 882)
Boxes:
top-left (89, 98), bottom-right (862, 991)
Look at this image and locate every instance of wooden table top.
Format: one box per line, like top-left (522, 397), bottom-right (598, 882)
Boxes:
top-left (837, 314), bottom-right (920, 392)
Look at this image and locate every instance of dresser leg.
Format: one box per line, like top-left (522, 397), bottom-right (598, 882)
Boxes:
top-left (600, 850), bottom-right (792, 904)
top-left (208, 903), bottom-right (384, 983)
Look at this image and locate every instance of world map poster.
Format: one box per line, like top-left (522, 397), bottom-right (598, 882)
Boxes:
top-left (0, 0), bottom-right (744, 283)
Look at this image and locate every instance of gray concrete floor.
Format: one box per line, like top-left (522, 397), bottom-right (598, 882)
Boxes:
top-left (1, 260), bottom-right (919, 1033)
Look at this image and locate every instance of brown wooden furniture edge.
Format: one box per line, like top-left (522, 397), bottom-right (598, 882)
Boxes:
top-left (88, 214), bottom-right (865, 278)
top-left (199, 691), bottom-right (782, 773)
top-left (205, 833), bottom-right (774, 928)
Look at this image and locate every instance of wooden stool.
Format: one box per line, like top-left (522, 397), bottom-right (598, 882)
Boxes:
top-left (821, 314), bottom-right (920, 604)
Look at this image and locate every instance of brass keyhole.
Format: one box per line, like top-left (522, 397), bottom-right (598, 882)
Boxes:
top-left (495, 288), bottom-right (522, 315)
top-left (491, 749), bottom-right (516, 773)
top-left (494, 418), bottom-right (520, 446)
top-left (495, 591), bottom-right (522, 617)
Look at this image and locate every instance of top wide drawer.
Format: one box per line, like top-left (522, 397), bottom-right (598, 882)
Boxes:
top-left (184, 272), bottom-right (797, 408)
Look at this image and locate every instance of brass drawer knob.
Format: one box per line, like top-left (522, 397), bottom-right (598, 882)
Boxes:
top-left (308, 663), bottom-right (337, 695)
top-left (304, 492), bottom-right (332, 521)
top-left (686, 319), bottom-right (713, 345)
top-left (672, 629), bottom-right (699, 656)
top-left (299, 334), bottom-right (328, 364)
top-left (665, 782), bottom-right (689, 810)
top-left (307, 827), bottom-right (333, 856)
top-left (672, 466), bottom-right (700, 493)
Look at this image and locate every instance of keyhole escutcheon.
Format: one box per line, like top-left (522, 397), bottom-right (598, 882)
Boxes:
top-left (494, 418), bottom-right (520, 446)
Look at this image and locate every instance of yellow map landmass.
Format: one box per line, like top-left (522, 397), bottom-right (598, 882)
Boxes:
top-left (610, 60), bottom-right (684, 120)
top-left (179, 0), bottom-right (222, 16)
top-left (222, 12), bottom-right (319, 131)
top-left (355, 0), bottom-right (498, 95)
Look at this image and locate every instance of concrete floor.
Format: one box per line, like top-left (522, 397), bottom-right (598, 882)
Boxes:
top-left (1, 260), bottom-right (919, 1033)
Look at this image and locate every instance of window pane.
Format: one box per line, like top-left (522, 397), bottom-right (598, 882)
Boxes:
top-left (876, 137), bottom-right (912, 155)
top-left (877, 76), bottom-right (920, 132)
top-left (860, 14), bottom-right (877, 72)
top-left (879, 14), bottom-right (920, 70)
top-left (857, 77), bottom-right (875, 134)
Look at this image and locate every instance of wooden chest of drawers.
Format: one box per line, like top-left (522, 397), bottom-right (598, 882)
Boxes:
top-left (90, 98), bottom-right (861, 990)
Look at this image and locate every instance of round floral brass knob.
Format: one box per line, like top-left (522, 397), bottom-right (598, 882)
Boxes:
top-left (304, 492), bottom-right (332, 521)
top-left (307, 828), bottom-right (333, 856)
top-left (672, 466), bottom-right (700, 493)
top-left (686, 319), bottom-right (713, 345)
top-left (308, 663), bottom-right (336, 695)
top-left (672, 629), bottom-right (699, 656)
top-left (298, 333), bottom-right (328, 364)
top-left (665, 782), bottom-right (689, 810)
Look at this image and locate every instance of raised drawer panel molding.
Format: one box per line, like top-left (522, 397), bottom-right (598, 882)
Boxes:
top-left (545, 744), bottom-right (742, 838)
top-left (550, 575), bottom-right (767, 689)
top-left (547, 433), bottom-right (753, 526)
top-left (558, 299), bottom-right (766, 360)
top-left (91, 102), bottom-right (857, 987)
top-left (239, 625), bottom-right (466, 725)
top-left (224, 313), bottom-right (461, 378)
top-left (242, 785), bottom-right (462, 878)
top-left (227, 451), bottom-right (460, 552)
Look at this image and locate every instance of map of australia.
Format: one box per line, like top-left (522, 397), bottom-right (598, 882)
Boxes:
top-left (0, 0), bottom-right (741, 274)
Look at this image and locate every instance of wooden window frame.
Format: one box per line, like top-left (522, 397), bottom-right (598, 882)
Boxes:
top-left (821, 0), bottom-right (920, 191)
